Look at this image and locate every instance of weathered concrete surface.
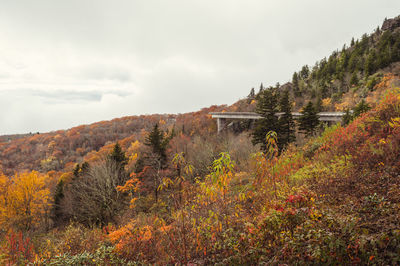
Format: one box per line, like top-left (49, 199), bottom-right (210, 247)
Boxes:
top-left (210, 112), bottom-right (345, 132)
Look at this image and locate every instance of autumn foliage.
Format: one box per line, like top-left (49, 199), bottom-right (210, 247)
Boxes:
top-left (0, 171), bottom-right (50, 232)
top-left (1, 66), bottom-right (400, 265)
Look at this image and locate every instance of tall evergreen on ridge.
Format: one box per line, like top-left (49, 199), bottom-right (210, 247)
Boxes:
top-left (353, 99), bottom-right (371, 118)
top-left (108, 142), bottom-right (128, 168)
top-left (144, 123), bottom-right (174, 202)
top-left (145, 123), bottom-right (173, 168)
top-left (278, 90), bottom-right (296, 149)
top-left (247, 87), bottom-right (256, 103)
top-left (298, 101), bottom-right (319, 137)
top-left (252, 87), bottom-right (279, 152)
top-left (292, 72), bottom-right (300, 96)
top-left (108, 142), bottom-right (129, 184)
top-left (52, 179), bottom-right (64, 225)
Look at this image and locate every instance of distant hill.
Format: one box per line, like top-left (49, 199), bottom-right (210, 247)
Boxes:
top-left (0, 105), bottom-right (224, 175)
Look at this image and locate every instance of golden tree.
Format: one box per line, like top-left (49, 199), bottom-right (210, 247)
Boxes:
top-left (0, 171), bottom-right (50, 231)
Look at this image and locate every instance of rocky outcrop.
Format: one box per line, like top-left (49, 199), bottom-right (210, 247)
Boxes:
top-left (381, 15), bottom-right (400, 31)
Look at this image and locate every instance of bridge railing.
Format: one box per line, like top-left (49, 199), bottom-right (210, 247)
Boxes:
top-left (210, 111), bottom-right (347, 132)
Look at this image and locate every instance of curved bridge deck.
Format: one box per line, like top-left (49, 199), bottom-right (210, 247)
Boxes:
top-left (210, 112), bottom-right (345, 132)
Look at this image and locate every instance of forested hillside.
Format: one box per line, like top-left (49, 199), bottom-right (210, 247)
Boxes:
top-left (1, 16), bottom-right (400, 265)
top-left (245, 15), bottom-right (400, 112)
top-left (0, 106), bottom-right (225, 176)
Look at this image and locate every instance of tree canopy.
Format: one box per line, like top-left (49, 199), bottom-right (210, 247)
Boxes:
top-left (252, 87), bottom-right (279, 152)
top-left (298, 101), bottom-right (319, 137)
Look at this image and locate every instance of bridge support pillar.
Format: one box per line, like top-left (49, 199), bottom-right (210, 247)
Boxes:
top-left (217, 118), bottom-right (226, 133)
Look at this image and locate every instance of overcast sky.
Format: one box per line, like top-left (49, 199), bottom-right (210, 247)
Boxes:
top-left (0, 1), bottom-right (399, 134)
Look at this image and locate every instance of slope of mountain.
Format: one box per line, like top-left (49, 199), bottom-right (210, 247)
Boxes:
top-left (0, 105), bottom-right (224, 175)
top-left (245, 15), bottom-right (400, 113)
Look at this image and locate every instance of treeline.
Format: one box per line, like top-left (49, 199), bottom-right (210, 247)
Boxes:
top-left (0, 105), bottom-right (224, 176)
top-left (292, 22), bottom-right (400, 100)
top-left (250, 85), bottom-right (370, 152)
top-left (291, 21), bottom-right (400, 105)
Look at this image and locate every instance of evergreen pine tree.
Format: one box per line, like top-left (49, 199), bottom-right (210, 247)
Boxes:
top-left (52, 179), bottom-right (64, 225)
top-left (108, 142), bottom-right (129, 185)
top-left (353, 99), bottom-right (370, 118)
top-left (298, 101), bottom-right (319, 137)
top-left (350, 72), bottom-right (359, 86)
top-left (109, 142), bottom-right (128, 168)
top-left (144, 123), bottom-right (173, 202)
top-left (252, 87), bottom-right (279, 151)
top-left (394, 38), bottom-right (400, 61)
top-left (300, 65), bottom-right (310, 79)
top-left (292, 72), bottom-right (299, 87)
top-left (348, 53), bottom-right (359, 72)
top-left (315, 96), bottom-right (323, 113)
top-left (364, 50), bottom-right (377, 76)
top-left (343, 108), bottom-right (353, 125)
top-left (258, 83), bottom-right (264, 94)
top-left (278, 90), bottom-right (296, 150)
top-left (145, 123), bottom-right (172, 168)
top-left (292, 72), bottom-right (300, 96)
top-left (247, 88), bottom-right (255, 103)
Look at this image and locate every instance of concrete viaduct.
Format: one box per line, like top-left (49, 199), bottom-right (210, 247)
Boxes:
top-left (210, 112), bottom-right (345, 133)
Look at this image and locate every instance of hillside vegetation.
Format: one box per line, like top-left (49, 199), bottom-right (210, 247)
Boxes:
top-left (0, 16), bottom-right (400, 265)
top-left (0, 106), bottom-right (224, 176)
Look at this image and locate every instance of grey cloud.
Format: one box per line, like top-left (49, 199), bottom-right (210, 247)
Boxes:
top-left (30, 89), bottom-right (103, 103)
top-left (77, 66), bottom-right (133, 83)
top-left (1, 88), bottom-right (131, 104)
top-left (0, 0), bottom-right (400, 134)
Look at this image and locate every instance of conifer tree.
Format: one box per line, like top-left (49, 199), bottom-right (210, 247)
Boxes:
top-left (300, 65), bottom-right (310, 79)
top-left (353, 99), bottom-right (370, 118)
top-left (109, 142), bottom-right (128, 168)
top-left (247, 88), bottom-right (255, 103)
top-left (53, 179), bottom-right (64, 225)
top-left (364, 50), bottom-right (377, 76)
top-left (292, 72), bottom-right (298, 83)
top-left (343, 108), bottom-right (353, 125)
top-left (258, 83), bottom-right (264, 94)
top-left (108, 142), bottom-right (129, 185)
top-left (145, 123), bottom-right (174, 202)
top-left (294, 75), bottom-right (302, 97)
top-left (350, 72), bottom-right (359, 86)
top-left (145, 123), bottom-right (172, 168)
top-left (278, 90), bottom-right (296, 149)
top-left (298, 101), bottom-right (319, 137)
top-left (252, 87), bottom-right (279, 151)
top-left (248, 88), bottom-right (255, 98)
top-left (315, 96), bottom-right (323, 113)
